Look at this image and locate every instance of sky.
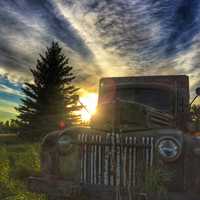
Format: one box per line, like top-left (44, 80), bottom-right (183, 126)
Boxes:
top-left (0, 0), bottom-right (200, 121)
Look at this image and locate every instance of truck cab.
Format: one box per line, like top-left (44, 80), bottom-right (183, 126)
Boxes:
top-left (29, 75), bottom-right (200, 200)
top-left (92, 76), bottom-right (189, 131)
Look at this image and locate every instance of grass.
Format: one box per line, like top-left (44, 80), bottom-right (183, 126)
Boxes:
top-left (143, 167), bottom-right (173, 200)
top-left (0, 134), bottom-right (47, 200)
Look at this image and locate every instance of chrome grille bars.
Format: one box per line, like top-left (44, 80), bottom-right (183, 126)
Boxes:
top-left (79, 134), bottom-right (154, 187)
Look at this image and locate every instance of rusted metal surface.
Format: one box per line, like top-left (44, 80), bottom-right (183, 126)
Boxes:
top-left (79, 133), bottom-right (155, 189)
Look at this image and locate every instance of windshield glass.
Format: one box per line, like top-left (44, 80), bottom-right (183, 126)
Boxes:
top-left (100, 87), bottom-right (174, 113)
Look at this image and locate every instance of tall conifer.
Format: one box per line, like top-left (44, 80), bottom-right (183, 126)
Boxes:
top-left (16, 42), bottom-right (80, 138)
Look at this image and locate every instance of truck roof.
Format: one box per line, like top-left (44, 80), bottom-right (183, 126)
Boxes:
top-left (100, 75), bottom-right (189, 87)
top-left (100, 75), bottom-right (189, 94)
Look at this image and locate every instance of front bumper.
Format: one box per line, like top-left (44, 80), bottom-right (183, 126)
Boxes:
top-left (28, 176), bottom-right (81, 199)
top-left (28, 176), bottom-right (200, 200)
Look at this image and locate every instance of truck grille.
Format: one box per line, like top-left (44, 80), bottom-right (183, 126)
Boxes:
top-left (79, 134), bottom-right (155, 188)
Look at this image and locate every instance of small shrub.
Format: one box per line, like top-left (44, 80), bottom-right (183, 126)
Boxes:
top-left (144, 167), bottom-right (173, 198)
top-left (0, 141), bottom-right (47, 200)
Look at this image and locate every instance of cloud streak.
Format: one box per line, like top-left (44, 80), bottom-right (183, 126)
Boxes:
top-left (0, 84), bottom-right (24, 97)
top-left (1, 0), bottom-right (200, 86)
top-left (55, 0), bottom-right (200, 80)
top-left (0, 0), bottom-right (94, 83)
top-left (1, 0), bottom-right (200, 120)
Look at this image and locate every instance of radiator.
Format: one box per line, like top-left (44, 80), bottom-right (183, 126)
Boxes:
top-left (79, 133), bottom-right (155, 188)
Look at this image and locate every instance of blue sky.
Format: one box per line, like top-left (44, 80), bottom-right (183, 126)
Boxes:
top-left (0, 0), bottom-right (200, 121)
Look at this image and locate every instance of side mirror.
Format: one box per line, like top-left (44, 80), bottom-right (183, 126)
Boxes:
top-left (196, 87), bottom-right (200, 96)
top-left (190, 87), bottom-right (200, 106)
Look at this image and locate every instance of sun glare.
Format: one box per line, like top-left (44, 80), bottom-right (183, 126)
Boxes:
top-left (79, 93), bottom-right (98, 122)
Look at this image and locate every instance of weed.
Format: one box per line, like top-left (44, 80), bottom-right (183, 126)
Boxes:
top-left (0, 136), bottom-right (47, 200)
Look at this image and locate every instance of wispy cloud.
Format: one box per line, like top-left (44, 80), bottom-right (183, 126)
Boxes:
top-left (0, 0), bottom-right (94, 84)
top-left (1, 0), bottom-right (200, 95)
top-left (0, 96), bottom-right (18, 121)
top-left (0, 99), bottom-right (18, 113)
top-left (54, 0), bottom-right (200, 86)
top-left (0, 99), bottom-right (18, 121)
top-left (0, 84), bottom-right (23, 97)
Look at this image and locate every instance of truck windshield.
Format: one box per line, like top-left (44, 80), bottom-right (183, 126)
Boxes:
top-left (100, 87), bottom-right (174, 113)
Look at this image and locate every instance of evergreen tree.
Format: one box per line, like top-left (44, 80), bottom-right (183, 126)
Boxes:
top-left (16, 42), bottom-right (81, 139)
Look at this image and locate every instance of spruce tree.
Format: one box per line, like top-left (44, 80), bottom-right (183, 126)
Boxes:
top-left (16, 42), bottom-right (80, 139)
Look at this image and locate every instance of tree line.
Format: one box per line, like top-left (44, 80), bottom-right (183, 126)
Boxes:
top-left (0, 120), bottom-right (19, 134)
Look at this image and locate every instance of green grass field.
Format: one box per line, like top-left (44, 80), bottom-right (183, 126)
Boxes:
top-left (0, 134), bottom-right (47, 200)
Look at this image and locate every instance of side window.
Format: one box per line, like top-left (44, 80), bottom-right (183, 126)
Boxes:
top-left (177, 89), bottom-right (187, 113)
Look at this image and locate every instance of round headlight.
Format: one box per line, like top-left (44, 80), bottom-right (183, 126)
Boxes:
top-left (157, 138), bottom-right (181, 161)
top-left (57, 134), bottom-right (74, 155)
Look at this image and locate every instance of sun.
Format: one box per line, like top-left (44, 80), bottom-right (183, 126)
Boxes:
top-left (79, 93), bottom-right (98, 122)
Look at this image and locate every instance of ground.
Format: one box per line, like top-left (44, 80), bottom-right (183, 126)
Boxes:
top-left (0, 134), bottom-right (47, 200)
